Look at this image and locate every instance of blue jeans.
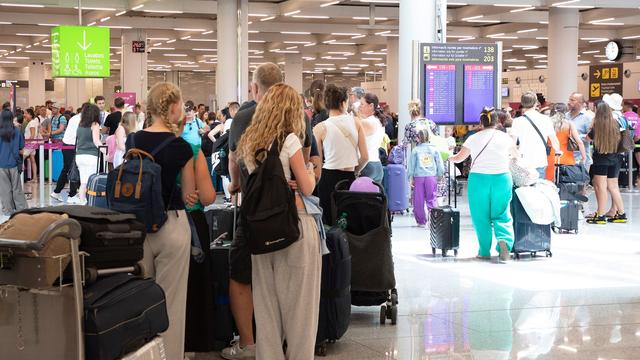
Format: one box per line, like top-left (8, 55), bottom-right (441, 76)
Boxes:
top-left (536, 167), bottom-right (546, 179)
top-left (360, 161), bottom-right (384, 184)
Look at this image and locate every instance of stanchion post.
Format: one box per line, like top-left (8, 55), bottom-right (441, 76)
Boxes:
top-left (39, 142), bottom-right (45, 206)
top-left (622, 150), bottom-right (639, 193)
top-left (48, 140), bottom-right (53, 184)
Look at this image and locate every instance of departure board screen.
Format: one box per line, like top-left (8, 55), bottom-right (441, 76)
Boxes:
top-left (418, 43), bottom-right (500, 124)
top-left (425, 64), bottom-right (456, 123)
top-left (463, 65), bottom-right (495, 123)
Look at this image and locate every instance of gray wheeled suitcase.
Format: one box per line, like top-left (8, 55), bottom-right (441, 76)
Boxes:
top-left (554, 200), bottom-right (580, 234)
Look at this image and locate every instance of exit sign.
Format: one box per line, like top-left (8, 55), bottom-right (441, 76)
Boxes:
top-left (51, 26), bottom-right (110, 78)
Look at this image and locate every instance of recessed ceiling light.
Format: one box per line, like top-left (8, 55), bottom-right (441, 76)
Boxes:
top-left (292, 15), bottom-right (329, 19)
top-left (260, 16), bottom-right (276, 21)
top-left (73, 6), bottom-right (116, 10)
top-left (180, 36), bottom-right (191, 40)
top-left (1, 2), bottom-right (44, 7)
top-left (5, 56), bottom-right (28, 59)
top-left (37, 23), bottom-right (58, 26)
top-left (511, 6), bottom-right (535, 12)
top-left (189, 38), bottom-right (217, 42)
top-left (175, 28), bottom-right (206, 32)
top-left (151, 47), bottom-right (175, 50)
top-left (281, 31), bottom-right (310, 35)
top-left (517, 28), bottom-right (538, 33)
top-left (148, 37), bottom-right (170, 41)
top-left (193, 48), bottom-right (217, 51)
top-left (131, 4), bottom-right (144, 10)
top-left (202, 30), bottom-right (213, 35)
top-left (321, 1), bottom-right (340, 7)
top-left (143, 10), bottom-right (183, 14)
top-left (16, 33), bottom-right (48, 37)
top-left (87, 22), bottom-right (96, 26)
top-left (352, 16), bottom-right (388, 20)
top-left (101, 25), bottom-right (132, 29)
top-left (164, 54), bottom-right (188, 57)
top-left (284, 10), bottom-right (301, 16)
top-left (25, 50), bottom-right (48, 53)
top-left (166, 39), bottom-right (176, 43)
top-left (100, 17), bottom-right (111, 22)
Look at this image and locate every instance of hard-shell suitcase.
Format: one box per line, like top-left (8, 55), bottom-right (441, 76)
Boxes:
top-left (17, 206), bottom-right (146, 276)
top-left (205, 204), bottom-right (239, 350)
top-left (386, 164), bottom-right (409, 213)
top-left (430, 162), bottom-right (460, 257)
top-left (84, 274), bottom-right (169, 360)
top-left (87, 148), bottom-right (109, 209)
top-left (554, 200), bottom-right (579, 234)
top-left (511, 191), bottom-right (552, 259)
top-left (315, 226), bottom-right (351, 356)
top-left (0, 216), bottom-right (85, 360)
top-left (120, 337), bottom-right (166, 360)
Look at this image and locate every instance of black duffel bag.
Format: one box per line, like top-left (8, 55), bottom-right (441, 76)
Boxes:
top-left (559, 164), bottom-right (589, 184)
top-left (84, 273), bottom-right (169, 360)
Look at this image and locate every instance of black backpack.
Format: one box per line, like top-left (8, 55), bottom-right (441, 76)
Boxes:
top-left (241, 140), bottom-right (300, 255)
top-left (212, 132), bottom-right (230, 176)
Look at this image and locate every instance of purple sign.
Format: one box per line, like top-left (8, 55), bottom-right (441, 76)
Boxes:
top-left (463, 65), bottom-right (495, 123)
top-left (425, 64), bottom-right (456, 124)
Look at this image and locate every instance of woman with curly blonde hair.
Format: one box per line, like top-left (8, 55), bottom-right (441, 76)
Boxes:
top-left (236, 83), bottom-right (321, 360)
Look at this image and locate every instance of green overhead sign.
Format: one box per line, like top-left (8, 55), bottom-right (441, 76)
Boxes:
top-left (51, 26), bottom-right (110, 78)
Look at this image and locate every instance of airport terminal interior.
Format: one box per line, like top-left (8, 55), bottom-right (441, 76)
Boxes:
top-left (0, 0), bottom-right (640, 359)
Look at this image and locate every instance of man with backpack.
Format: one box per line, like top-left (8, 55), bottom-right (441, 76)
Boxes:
top-left (222, 63), bottom-right (313, 359)
top-left (49, 103), bottom-right (67, 141)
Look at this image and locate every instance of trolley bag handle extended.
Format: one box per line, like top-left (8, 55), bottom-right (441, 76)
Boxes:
top-left (447, 161), bottom-right (458, 208)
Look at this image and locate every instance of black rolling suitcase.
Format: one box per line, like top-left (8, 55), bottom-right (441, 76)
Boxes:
top-left (511, 190), bottom-right (552, 259)
top-left (554, 161), bottom-right (581, 234)
top-left (84, 273), bottom-right (169, 360)
top-left (16, 206), bottom-right (146, 277)
top-left (205, 204), bottom-right (239, 350)
top-left (430, 162), bottom-right (460, 257)
top-left (315, 226), bottom-right (351, 356)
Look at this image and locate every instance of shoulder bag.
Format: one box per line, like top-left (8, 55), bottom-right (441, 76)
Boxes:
top-left (470, 130), bottom-right (496, 170)
top-left (616, 116), bottom-right (635, 153)
top-left (524, 114), bottom-right (551, 155)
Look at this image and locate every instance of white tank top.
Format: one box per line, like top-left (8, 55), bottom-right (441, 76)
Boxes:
top-left (363, 115), bottom-right (384, 163)
top-left (322, 114), bottom-right (359, 170)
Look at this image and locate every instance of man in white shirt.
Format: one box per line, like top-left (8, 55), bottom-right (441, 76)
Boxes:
top-left (50, 103), bottom-right (85, 204)
top-left (511, 91), bottom-right (560, 178)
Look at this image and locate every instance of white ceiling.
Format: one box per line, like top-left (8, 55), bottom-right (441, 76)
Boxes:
top-left (0, 0), bottom-right (639, 77)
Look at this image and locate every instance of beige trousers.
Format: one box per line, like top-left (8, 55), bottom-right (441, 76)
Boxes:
top-left (141, 210), bottom-right (191, 360)
top-left (252, 212), bottom-right (322, 360)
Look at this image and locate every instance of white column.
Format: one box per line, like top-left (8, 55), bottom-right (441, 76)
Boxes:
top-left (386, 38), bottom-right (399, 114)
top-left (548, 7), bottom-right (579, 103)
top-left (65, 78), bottom-right (87, 108)
top-left (399, 0), bottom-right (436, 144)
top-left (120, 29), bottom-right (148, 104)
top-left (217, 0), bottom-right (248, 105)
top-left (165, 71), bottom-right (180, 86)
top-left (28, 61), bottom-right (46, 106)
top-left (284, 54), bottom-right (303, 93)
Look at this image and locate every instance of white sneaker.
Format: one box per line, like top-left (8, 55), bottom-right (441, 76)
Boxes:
top-left (67, 195), bottom-right (86, 205)
top-left (221, 340), bottom-right (256, 360)
top-left (50, 192), bottom-right (63, 202)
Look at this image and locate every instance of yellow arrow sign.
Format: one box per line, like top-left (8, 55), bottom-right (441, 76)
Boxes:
top-left (593, 69), bottom-right (601, 79)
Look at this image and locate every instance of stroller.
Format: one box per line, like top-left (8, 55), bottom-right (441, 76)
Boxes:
top-left (331, 179), bottom-right (398, 325)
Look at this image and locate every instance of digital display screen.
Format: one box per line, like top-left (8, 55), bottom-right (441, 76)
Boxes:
top-left (425, 64), bottom-right (456, 124)
top-left (463, 65), bottom-right (495, 123)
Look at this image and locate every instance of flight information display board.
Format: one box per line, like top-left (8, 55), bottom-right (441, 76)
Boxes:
top-left (419, 43), bottom-right (500, 124)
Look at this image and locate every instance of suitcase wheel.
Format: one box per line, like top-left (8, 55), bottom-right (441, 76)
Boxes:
top-left (442, 249), bottom-right (448, 257)
top-left (546, 251), bottom-right (553, 258)
top-left (380, 305), bottom-right (387, 325)
top-left (390, 305), bottom-right (398, 325)
top-left (315, 343), bottom-right (327, 357)
top-left (431, 247), bottom-right (436, 257)
top-left (531, 252), bottom-right (536, 258)
top-left (514, 253), bottom-right (521, 260)
top-left (453, 249), bottom-right (458, 257)
top-left (390, 292), bottom-right (398, 306)
top-left (85, 267), bottom-right (99, 284)
top-left (552, 226), bottom-right (559, 234)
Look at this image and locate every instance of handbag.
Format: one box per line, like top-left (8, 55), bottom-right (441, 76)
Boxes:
top-left (558, 164), bottom-right (589, 184)
top-left (524, 115), bottom-right (551, 155)
top-left (68, 144), bottom-right (80, 183)
top-left (510, 159), bottom-right (536, 187)
top-left (567, 135), bottom-right (579, 152)
top-left (616, 115), bottom-right (635, 153)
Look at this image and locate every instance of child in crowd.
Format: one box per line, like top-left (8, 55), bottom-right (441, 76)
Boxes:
top-left (408, 129), bottom-right (444, 227)
top-left (444, 126), bottom-right (456, 151)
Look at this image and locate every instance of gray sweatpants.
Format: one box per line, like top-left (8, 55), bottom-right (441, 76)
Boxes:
top-left (0, 167), bottom-right (27, 216)
top-left (252, 212), bottom-right (322, 360)
top-left (141, 210), bottom-right (191, 360)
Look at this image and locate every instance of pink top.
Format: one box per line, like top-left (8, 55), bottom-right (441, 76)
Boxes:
top-left (105, 135), bottom-right (117, 163)
top-left (623, 111), bottom-right (640, 138)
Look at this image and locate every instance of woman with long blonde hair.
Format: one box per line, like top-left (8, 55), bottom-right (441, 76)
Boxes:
top-left (126, 82), bottom-right (197, 360)
top-left (236, 83), bottom-right (321, 360)
top-left (112, 111), bottom-right (137, 168)
top-left (543, 103), bottom-right (586, 181)
top-left (586, 101), bottom-right (626, 224)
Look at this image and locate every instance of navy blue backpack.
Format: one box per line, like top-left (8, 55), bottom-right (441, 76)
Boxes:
top-left (106, 135), bottom-right (175, 233)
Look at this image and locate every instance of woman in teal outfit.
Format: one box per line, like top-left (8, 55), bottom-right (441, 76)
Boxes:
top-left (449, 108), bottom-right (518, 263)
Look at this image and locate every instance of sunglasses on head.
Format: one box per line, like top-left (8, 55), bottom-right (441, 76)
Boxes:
top-left (184, 106), bottom-right (194, 112)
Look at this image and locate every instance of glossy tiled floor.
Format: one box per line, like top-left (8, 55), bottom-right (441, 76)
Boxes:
top-left (15, 182), bottom-right (640, 359)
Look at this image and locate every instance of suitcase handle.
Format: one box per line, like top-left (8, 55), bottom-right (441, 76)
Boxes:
top-left (0, 218), bottom-right (82, 250)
